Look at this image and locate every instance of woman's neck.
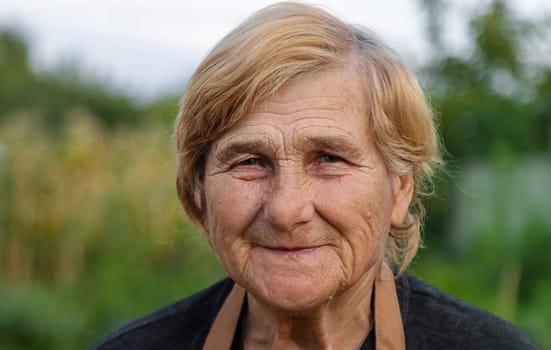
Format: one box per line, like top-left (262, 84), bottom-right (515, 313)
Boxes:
top-left (243, 267), bottom-right (376, 350)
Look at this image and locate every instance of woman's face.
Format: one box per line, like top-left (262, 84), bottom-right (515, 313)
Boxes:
top-left (202, 66), bottom-right (413, 312)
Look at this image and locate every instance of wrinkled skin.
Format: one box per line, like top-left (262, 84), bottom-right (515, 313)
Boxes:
top-left (202, 66), bottom-right (413, 348)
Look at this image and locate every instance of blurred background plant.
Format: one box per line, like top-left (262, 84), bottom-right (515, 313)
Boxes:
top-left (0, 0), bottom-right (549, 348)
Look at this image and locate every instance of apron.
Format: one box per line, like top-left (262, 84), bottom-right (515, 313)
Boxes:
top-left (203, 262), bottom-right (405, 350)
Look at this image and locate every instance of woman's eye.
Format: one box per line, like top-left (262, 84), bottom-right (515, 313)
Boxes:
top-left (310, 153), bottom-right (349, 176)
top-left (231, 157), bottom-right (270, 180)
top-left (237, 157), bottom-right (263, 167)
top-left (320, 154), bottom-right (343, 163)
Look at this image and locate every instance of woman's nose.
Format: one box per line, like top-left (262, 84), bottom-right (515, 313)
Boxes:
top-left (262, 169), bottom-right (315, 232)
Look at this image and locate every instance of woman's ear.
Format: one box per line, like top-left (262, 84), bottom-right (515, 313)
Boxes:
top-left (391, 172), bottom-right (414, 228)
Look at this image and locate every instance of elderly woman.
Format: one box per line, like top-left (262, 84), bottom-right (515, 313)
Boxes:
top-left (92, 2), bottom-right (540, 349)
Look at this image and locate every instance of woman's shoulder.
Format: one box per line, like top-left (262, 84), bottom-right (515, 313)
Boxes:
top-left (89, 277), bottom-right (235, 350)
top-left (397, 273), bottom-right (541, 350)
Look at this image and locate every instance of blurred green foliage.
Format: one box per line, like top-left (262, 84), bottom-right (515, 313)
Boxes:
top-left (0, 0), bottom-right (550, 348)
top-left (0, 33), bottom-right (142, 129)
top-left (412, 1), bottom-right (551, 346)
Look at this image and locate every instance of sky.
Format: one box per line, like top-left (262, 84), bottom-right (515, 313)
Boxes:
top-left (0, 0), bottom-right (549, 101)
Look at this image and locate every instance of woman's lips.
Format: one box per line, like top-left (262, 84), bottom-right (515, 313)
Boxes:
top-left (260, 246), bottom-right (322, 256)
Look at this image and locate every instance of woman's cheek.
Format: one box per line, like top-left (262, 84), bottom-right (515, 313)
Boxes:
top-left (313, 178), bottom-right (363, 224)
top-left (208, 178), bottom-right (263, 238)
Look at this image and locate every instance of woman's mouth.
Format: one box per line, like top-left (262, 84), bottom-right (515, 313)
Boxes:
top-left (261, 246), bottom-right (322, 257)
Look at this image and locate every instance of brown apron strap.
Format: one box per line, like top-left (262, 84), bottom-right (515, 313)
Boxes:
top-left (203, 283), bottom-right (246, 350)
top-left (374, 262), bottom-right (406, 349)
top-left (203, 262), bottom-right (405, 349)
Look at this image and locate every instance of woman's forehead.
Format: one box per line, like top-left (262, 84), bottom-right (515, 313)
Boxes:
top-left (209, 68), bottom-right (370, 152)
top-left (243, 67), bottom-right (367, 127)
top-left (259, 65), bottom-right (365, 106)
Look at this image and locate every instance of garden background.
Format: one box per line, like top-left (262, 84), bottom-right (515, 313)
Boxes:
top-left (0, 1), bottom-right (550, 348)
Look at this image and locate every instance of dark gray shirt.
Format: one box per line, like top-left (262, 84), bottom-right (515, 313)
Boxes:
top-left (91, 274), bottom-right (541, 349)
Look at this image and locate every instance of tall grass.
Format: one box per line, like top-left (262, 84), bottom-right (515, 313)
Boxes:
top-left (0, 111), bottom-right (225, 348)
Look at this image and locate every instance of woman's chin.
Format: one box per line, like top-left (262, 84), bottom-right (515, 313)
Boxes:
top-left (250, 273), bottom-right (338, 313)
top-left (237, 247), bottom-right (345, 312)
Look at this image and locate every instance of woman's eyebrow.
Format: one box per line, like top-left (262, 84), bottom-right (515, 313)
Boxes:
top-left (215, 140), bottom-right (273, 163)
top-left (301, 135), bottom-right (364, 160)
